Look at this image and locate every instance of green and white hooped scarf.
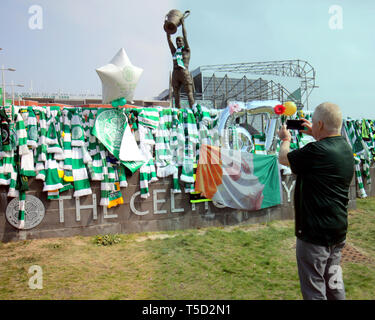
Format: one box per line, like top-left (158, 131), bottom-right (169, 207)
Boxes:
top-left (62, 109), bottom-right (73, 182)
top-left (155, 108), bottom-right (176, 178)
top-left (354, 155), bottom-right (367, 198)
top-left (18, 190), bottom-right (26, 229)
top-left (173, 47), bottom-right (185, 69)
top-left (26, 108), bottom-right (38, 149)
top-left (99, 144), bottom-right (112, 207)
top-left (138, 109), bottom-right (160, 199)
top-left (87, 110), bottom-right (104, 181)
top-left (71, 109), bottom-right (92, 197)
top-left (36, 107), bottom-right (48, 163)
top-left (34, 107), bottom-right (47, 181)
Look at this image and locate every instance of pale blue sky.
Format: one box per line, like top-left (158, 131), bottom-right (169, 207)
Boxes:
top-left (1, 0), bottom-right (374, 118)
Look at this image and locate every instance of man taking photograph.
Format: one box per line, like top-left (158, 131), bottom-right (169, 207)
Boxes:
top-left (278, 102), bottom-right (355, 300)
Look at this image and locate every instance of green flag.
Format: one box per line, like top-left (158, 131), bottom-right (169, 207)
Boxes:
top-left (92, 108), bottom-right (144, 173)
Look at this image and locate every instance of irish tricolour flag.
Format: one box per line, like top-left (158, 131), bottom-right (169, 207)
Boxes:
top-left (195, 144), bottom-right (282, 210)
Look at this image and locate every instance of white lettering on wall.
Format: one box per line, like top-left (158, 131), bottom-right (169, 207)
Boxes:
top-left (55, 191), bottom-right (209, 220)
top-left (75, 194), bottom-right (97, 221)
top-left (130, 191), bottom-right (149, 216)
top-left (153, 189), bottom-right (167, 214)
top-left (57, 195), bottom-right (72, 223)
top-left (170, 190), bottom-right (185, 213)
top-left (282, 180), bottom-right (295, 203)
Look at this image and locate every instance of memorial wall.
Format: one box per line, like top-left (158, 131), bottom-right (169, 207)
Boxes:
top-left (0, 101), bottom-right (372, 243)
top-left (0, 168), bottom-right (361, 242)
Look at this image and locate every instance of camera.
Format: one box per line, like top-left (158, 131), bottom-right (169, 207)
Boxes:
top-left (286, 120), bottom-right (305, 131)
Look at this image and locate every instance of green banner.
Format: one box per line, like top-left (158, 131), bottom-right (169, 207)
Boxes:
top-left (92, 108), bottom-right (144, 173)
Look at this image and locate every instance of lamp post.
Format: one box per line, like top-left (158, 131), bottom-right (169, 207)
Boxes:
top-left (4, 81), bottom-right (23, 119)
top-left (8, 81), bottom-right (24, 106)
top-left (1, 65), bottom-right (16, 106)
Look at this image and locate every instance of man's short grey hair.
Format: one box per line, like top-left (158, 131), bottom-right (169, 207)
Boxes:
top-left (313, 102), bottom-right (343, 134)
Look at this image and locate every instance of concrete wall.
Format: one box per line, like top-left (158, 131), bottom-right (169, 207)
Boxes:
top-left (0, 167), bottom-right (359, 243)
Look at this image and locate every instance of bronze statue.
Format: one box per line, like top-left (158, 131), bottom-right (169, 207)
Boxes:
top-left (165, 10), bottom-right (195, 108)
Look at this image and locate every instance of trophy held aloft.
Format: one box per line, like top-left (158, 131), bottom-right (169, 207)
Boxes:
top-left (164, 9), bottom-right (190, 34)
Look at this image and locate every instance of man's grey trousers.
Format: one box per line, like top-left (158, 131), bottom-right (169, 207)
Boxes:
top-left (296, 238), bottom-right (346, 300)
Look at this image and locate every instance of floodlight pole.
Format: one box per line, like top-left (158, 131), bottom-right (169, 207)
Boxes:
top-left (1, 65), bottom-right (4, 106)
top-left (1, 65), bottom-right (16, 106)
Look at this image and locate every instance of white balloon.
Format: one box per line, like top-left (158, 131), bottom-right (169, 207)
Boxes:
top-left (96, 48), bottom-right (143, 103)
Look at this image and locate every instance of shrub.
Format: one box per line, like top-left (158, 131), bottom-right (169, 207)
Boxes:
top-left (93, 234), bottom-right (122, 246)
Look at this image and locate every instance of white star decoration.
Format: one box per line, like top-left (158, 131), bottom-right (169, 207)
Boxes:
top-left (96, 48), bottom-right (143, 104)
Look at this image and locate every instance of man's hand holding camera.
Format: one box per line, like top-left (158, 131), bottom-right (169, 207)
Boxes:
top-left (300, 119), bottom-right (313, 136)
top-left (277, 125), bottom-right (292, 142)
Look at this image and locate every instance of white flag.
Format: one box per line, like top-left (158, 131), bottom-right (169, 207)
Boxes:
top-left (119, 124), bottom-right (145, 162)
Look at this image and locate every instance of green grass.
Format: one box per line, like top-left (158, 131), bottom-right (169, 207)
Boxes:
top-left (0, 198), bottom-right (374, 300)
top-left (142, 224), bottom-right (300, 300)
top-left (347, 198), bottom-right (375, 257)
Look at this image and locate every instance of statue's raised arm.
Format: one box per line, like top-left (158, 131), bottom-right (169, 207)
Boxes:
top-left (167, 33), bottom-right (176, 55)
top-left (181, 18), bottom-right (189, 50)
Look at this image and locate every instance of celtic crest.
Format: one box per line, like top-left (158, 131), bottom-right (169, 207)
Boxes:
top-left (28, 126), bottom-right (38, 141)
top-left (6, 195), bottom-right (45, 230)
top-left (72, 126), bottom-right (84, 140)
top-left (123, 66), bottom-right (135, 82)
top-left (1, 127), bottom-right (9, 143)
top-left (94, 109), bottom-right (126, 157)
top-left (104, 117), bottom-right (124, 149)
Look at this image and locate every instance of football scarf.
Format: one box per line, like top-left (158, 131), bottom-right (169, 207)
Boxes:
top-left (173, 47), bottom-right (185, 69)
top-left (354, 155), bottom-right (367, 198)
top-left (62, 109), bottom-right (74, 182)
top-left (71, 109), bottom-right (92, 197)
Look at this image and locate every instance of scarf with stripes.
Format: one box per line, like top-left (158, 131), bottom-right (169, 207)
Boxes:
top-left (71, 108), bottom-right (92, 197)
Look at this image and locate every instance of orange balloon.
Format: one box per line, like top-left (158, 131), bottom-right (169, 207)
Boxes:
top-left (284, 101), bottom-right (297, 116)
